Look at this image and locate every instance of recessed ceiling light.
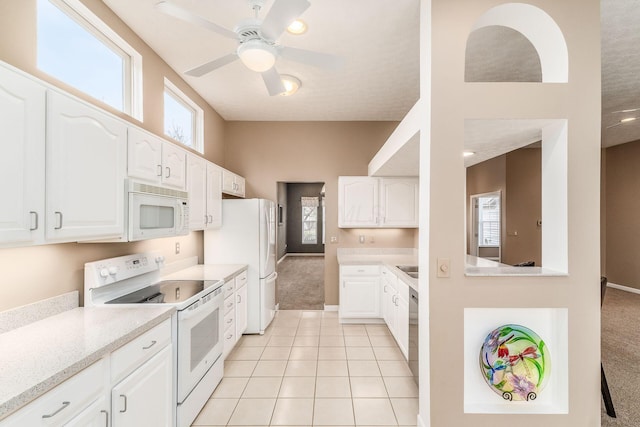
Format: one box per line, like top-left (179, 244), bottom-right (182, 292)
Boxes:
top-left (287, 19), bottom-right (308, 35)
top-left (280, 75), bottom-right (301, 96)
top-left (463, 151), bottom-right (475, 157)
top-left (620, 117), bottom-right (637, 123)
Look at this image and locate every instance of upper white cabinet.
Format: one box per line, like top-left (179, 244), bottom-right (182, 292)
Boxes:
top-left (187, 154), bottom-right (222, 230)
top-left (46, 90), bottom-right (127, 242)
top-left (0, 65), bottom-right (46, 246)
top-left (128, 127), bottom-right (186, 190)
top-left (338, 176), bottom-right (419, 228)
top-left (222, 168), bottom-right (245, 198)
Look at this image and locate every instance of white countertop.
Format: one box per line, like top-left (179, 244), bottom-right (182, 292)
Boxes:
top-left (337, 248), bottom-right (419, 291)
top-left (0, 305), bottom-right (175, 420)
top-left (162, 264), bottom-right (247, 283)
top-left (464, 255), bottom-right (567, 276)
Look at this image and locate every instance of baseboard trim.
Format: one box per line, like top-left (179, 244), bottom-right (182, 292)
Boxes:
top-left (285, 253), bottom-right (325, 257)
top-left (324, 305), bottom-right (338, 311)
top-left (607, 282), bottom-right (640, 295)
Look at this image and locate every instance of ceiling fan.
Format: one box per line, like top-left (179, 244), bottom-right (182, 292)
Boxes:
top-left (156, 0), bottom-right (344, 96)
top-left (606, 107), bottom-right (640, 129)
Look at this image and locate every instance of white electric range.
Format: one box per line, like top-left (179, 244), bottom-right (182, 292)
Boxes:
top-left (84, 252), bottom-right (224, 427)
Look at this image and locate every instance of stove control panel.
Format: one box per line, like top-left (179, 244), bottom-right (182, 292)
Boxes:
top-left (85, 252), bottom-right (165, 289)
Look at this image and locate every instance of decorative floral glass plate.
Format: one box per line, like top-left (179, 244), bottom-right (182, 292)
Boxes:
top-left (479, 324), bottom-right (551, 401)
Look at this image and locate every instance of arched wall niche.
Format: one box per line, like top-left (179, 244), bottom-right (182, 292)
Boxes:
top-left (465, 26), bottom-right (542, 82)
top-left (467, 2), bottom-right (568, 83)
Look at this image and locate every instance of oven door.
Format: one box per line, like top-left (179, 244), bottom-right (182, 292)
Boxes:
top-left (176, 287), bottom-right (224, 403)
top-left (129, 193), bottom-right (182, 241)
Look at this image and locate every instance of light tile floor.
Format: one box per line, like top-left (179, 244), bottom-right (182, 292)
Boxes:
top-left (192, 310), bottom-right (418, 427)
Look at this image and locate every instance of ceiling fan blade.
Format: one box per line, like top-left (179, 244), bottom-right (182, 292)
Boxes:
top-left (156, 1), bottom-right (237, 40)
top-left (261, 67), bottom-right (286, 96)
top-left (185, 53), bottom-right (238, 77)
top-left (260, 0), bottom-right (311, 40)
top-left (280, 46), bottom-right (345, 71)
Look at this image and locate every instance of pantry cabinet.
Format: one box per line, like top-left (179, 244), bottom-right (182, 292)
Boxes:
top-left (128, 127), bottom-right (186, 190)
top-left (0, 65), bottom-right (46, 246)
top-left (46, 90), bottom-right (127, 242)
top-left (187, 155), bottom-right (222, 230)
top-left (338, 176), bottom-right (419, 228)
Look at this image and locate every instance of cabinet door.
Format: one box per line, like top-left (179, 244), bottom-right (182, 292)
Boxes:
top-left (338, 177), bottom-right (379, 227)
top-left (0, 66), bottom-right (46, 245)
top-left (395, 295), bottom-right (409, 360)
top-left (127, 127), bottom-right (163, 184)
top-left (206, 162), bottom-right (223, 228)
top-left (340, 276), bottom-right (381, 318)
top-left (236, 284), bottom-right (248, 338)
top-left (64, 396), bottom-right (109, 427)
top-left (111, 345), bottom-right (173, 427)
top-left (234, 175), bottom-right (246, 198)
top-left (222, 168), bottom-right (235, 194)
top-left (188, 155), bottom-right (207, 230)
top-left (380, 178), bottom-right (419, 227)
top-left (46, 91), bottom-right (126, 242)
top-left (161, 142), bottom-right (186, 190)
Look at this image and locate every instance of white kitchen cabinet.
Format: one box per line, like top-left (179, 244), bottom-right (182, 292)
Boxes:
top-left (0, 65), bottom-right (46, 246)
top-left (46, 90), bottom-right (127, 242)
top-left (128, 126), bottom-right (187, 190)
top-left (235, 271), bottom-right (248, 337)
top-left (0, 359), bottom-right (107, 427)
top-left (222, 168), bottom-right (245, 198)
top-left (111, 345), bottom-right (173, 427)
top-left (64, 396), bottom-right (109, 427)
top-left (394, 285), bottom-right (409, 359)
top-left (187, 156), bottom-right (222, 230)
top-left (338, 176), bottom-right (419, 228)
top-left (339, 265), bottom-right (381, 321)
top-left (380, 267), bottom-right (398, 331)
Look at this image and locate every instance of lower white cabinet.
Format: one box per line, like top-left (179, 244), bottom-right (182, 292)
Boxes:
top-left (339, 265), bottom-right (381, 320)
top-left (111, 345), bottom-right (173, 427)
top-left (222, 269), bottom-right (249, 358)
top-left (0, 319), bottom-right (173, 427)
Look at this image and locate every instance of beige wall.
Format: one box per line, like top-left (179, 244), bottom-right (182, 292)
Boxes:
top-left (224, 121), bottom-right (418, 305)
top-left (0, 0), bottom-right (224, 311)
top-left (429, 0), bottom-right (601, 425)
top-left (605, 139), bottom-right (640, 289)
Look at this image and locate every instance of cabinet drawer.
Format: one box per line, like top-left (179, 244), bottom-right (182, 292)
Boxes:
top-left (224, 294), bottom-right (235, 314)
top-left (341, 265), bottom-right (380, 276)
top-left (224, 308), bottom-right (235, 332)
top-left (223, 328), bottom-right (236, 356)
top-left (111, 318), bottom-right (171, 384)
top-left (2, 359), bottom-right (105, 427)
top-left (224, 279), bottom-right (235, 296)
top-left (235, 270), bottom-right (248, 288)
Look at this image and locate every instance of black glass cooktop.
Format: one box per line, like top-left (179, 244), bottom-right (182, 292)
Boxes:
top-left (106, 280), bottom-right (206, 304)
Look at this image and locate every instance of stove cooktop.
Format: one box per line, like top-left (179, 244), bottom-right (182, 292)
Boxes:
top-left (106, 280), bottom-right (209, 304)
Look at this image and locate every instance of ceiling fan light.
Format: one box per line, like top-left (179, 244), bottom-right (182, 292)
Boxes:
top-left (237, 40), bottom-right (276, 72)
top-left (280, 75), bottom-right (301, 96)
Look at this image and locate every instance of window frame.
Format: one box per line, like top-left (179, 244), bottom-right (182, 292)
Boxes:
top-left (38, 0), bottom-right (143, 120)
top-left (164, 78), bottom-right (204, 154)
top-left (301, 206), bottom-right (318, 245)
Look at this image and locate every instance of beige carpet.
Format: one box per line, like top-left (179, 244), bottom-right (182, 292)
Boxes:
top-left (602, 287), bottom-right (640, 426)
top-left (276, 255), bottom-right (324, 310)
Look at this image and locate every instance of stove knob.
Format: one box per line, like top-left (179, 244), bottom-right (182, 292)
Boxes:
top-left (99, 268), bottom-right (109, 278)
top-left (108, 266), bottom-right (119, 276)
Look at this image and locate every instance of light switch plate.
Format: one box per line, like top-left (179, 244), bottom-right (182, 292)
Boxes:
top-left (437, 258), bottom-right (450, 278)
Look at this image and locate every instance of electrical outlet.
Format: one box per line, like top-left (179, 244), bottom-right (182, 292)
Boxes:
top-left (330, 236), bottom-right (338, 243)
top-left (359, 235), bottom-right (365, 244)
top-left (175, 242), bottom-right (180, 254)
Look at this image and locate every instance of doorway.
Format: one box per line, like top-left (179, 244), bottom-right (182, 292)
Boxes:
top-left (469, 191), bottom-right (501, 262)
top-left (276, 182), bottom-right (325, 310)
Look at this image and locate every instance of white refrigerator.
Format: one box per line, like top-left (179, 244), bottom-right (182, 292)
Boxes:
top-left (204, 198), bottom-right (277, 334)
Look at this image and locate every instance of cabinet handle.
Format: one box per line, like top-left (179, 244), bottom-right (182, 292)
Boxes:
top-left (208, 215), bottom-right (213, 223)
top-left (54, 211), bottom-right (63, 229)
top-left (227, 318), bottom-right (233, 324)
top-left (227, 334), bottom-right (233, 339)
top-left (157, 164), bottom-right (162, 176)
top-left (383, 285), bottom-right (387, 293)
top-left (42, 401), bottom-right (70, 418)
top-left (142, 340), bottom-right (157, 350)
top-left (119, 394), bottom-right (128, 413)
top-left (227, 302), bottom-right (234, 308)
top-left (237, 294), bottom-right (241, 303)
top-left (29, 211), bottom-right (38, 231)
top-left (101, 410), bottom-right (109, 427)
top-left (205, 214), bottom-right (209, 224)
top-left (165, 166), bottom-right (171, 178)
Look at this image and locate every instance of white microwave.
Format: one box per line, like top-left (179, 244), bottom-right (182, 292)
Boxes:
top-left (127, 180), bottom-right (189, 241)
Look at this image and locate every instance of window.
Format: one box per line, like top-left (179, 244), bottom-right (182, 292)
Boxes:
top-left (301, 196), bottom-right (319, 245)
top-left (164, 79), bottom-right (204, 153)
top-left (478, 195), bottom-right (500, 246)
top-left (37, 0), bottom-right (142, 119)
